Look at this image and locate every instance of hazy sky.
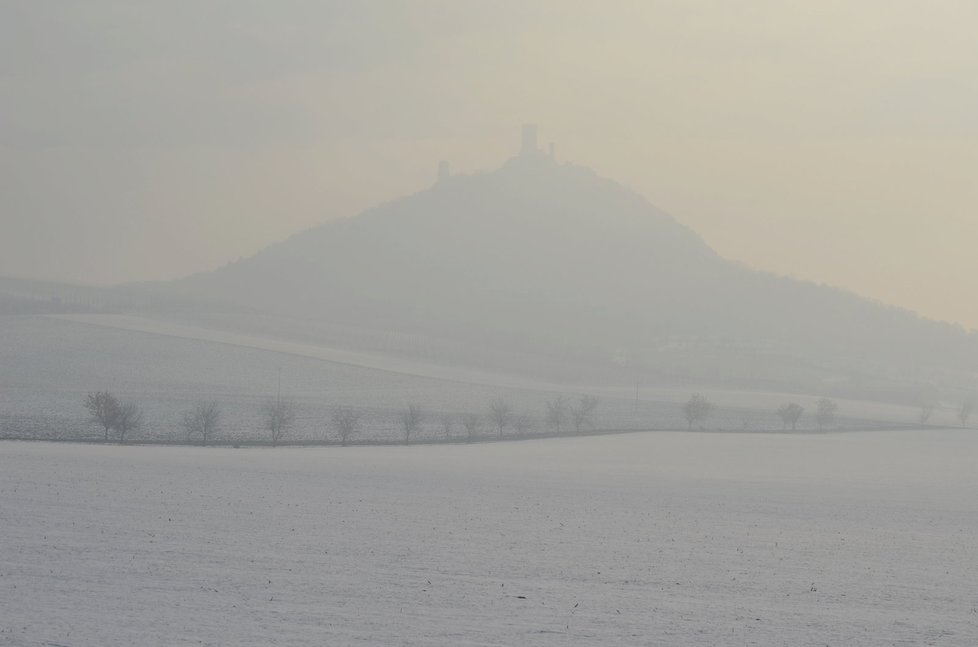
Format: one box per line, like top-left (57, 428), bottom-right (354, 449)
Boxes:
top-left (2, 1), bottom-right (977, 328)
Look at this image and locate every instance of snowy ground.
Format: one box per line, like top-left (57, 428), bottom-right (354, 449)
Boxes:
top-left (50, 313), bottom-right (565, 393)
top-left (2, 430), bottom-right (976, 646)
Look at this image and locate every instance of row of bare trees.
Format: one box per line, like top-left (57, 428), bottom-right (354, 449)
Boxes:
top-left (689, 392), bottom-right (975, 431)
top-left (401, 395), bottom-right (600, 445)
top-left (84, 396), bottom-right (298, 446)
top-left (83, 393), bottom-right (228, 445)
top-left (83, 392), bottom-right (601, 445)
top-left (86, 393), bottom-right (224, 444)
top-left (543, 394), bottom-right (600, 434)
top-left (84, 392), bottom-right (144, 443)
top-left (85, 389), bottom-right (977, 444)
top-left (684, 394), bottom-right (839, 432)
top-left (254, 394), bottom-right (602, 446)
top-left (915, 387), bottom-right (975, 427)
top-left (775, 398), bottom-right (838, 432)
top-left (928, 397), bottom-right (975, 428)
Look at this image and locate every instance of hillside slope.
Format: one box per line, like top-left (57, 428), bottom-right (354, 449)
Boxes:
top-left (138, 149), bottom-right (976, 397)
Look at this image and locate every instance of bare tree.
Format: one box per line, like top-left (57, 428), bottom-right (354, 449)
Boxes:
top-left (545, 395), bottom-right (568, 434)
top-left (488, 398), bottom-right (512, 439)
top-left (919, 401), bottom-right (937, 424)
top-left (331, 406), bottom-right (362, 446)
top-left (815, 398), bottom-right (838, 432)
top-left (183, 401), bottom-right (221, 445)
top-left (918, 387), bottom-right (940, 424)
top-left (682, 393), bottom-right (712, 431)
top-left (958, 400), bottom-right (974, 428)
top-left (85, 391), bottom-right (120, 441)
top-left (400, 404), bottom-right (423, 444)
top-left (438, 413), bottom-right (454, 439)
top-left (461, 412), bottom-right (483, 442)
top-left (776, 402), bottom-right (804, 431)
top-left (570, 395), bottom-right (600, 433)
top-left (114, 401), bottom-right (143, 443)
top-left (512, 412), bottom-right (533, 437)
top-left (263, 399), bottom-right (296, 446)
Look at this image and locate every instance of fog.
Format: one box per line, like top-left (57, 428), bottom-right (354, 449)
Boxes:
top-left (3, 4), bottom-right (978, 646)
top-left (3, 1), bottom-right (978, 328)
top-left (2, 0), bottom-right (976, 465)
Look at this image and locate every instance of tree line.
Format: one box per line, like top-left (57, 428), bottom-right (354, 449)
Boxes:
top-left (685, 392), bottom-right (974, 431)
top-left (80, 389), bottom-right (977, 445)
top-left (682, 394), bottom-right (839, 432)
top-left (80, 392), bottom-right (603, 446)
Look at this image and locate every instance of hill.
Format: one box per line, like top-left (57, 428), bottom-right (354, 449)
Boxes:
top-left (117, 135), bottom-right (978, 401)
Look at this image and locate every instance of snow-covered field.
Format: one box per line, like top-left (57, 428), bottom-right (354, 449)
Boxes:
top-left (2, 430), bottom-right (976, 646)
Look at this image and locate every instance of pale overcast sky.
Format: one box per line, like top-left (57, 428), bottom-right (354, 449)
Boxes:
top-left (2, 1), bottom-right (977, 328)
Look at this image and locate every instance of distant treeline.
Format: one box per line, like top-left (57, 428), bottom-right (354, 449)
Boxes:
top-left (0, 390), bottom-right (966, 446)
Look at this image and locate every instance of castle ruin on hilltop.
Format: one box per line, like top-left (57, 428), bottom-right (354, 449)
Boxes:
top-left (437, 124), bottom-right (556, 182)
